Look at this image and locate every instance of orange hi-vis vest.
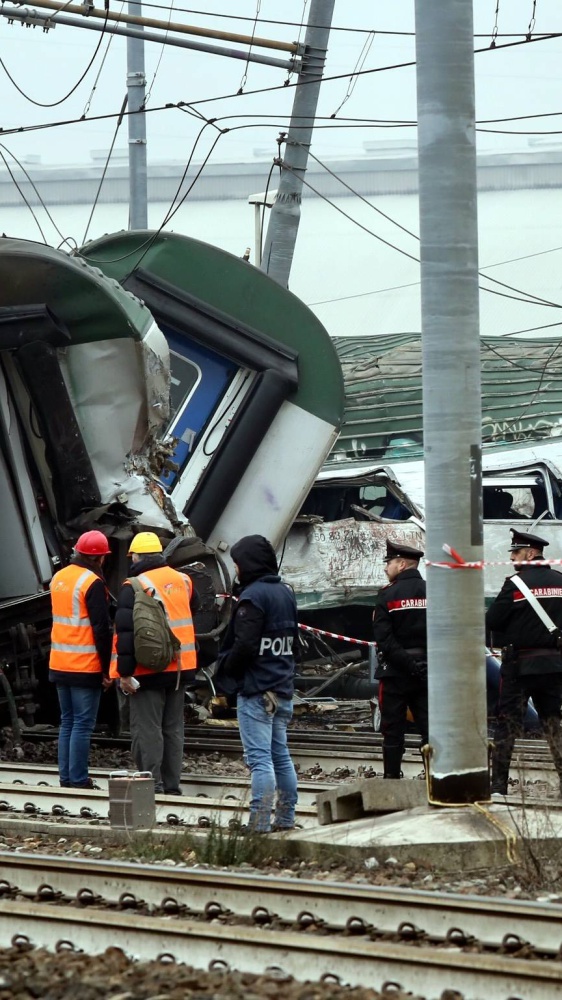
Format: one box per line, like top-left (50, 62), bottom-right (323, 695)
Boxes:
top-left (50, 564), bottom-right (103, 674)
top-left (110, 566), bottom-right (196, 678)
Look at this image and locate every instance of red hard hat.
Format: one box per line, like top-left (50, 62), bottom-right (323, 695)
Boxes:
top-left (74, 530), bottom-right (111, 556)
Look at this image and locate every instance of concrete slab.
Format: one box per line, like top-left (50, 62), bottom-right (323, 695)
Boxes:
top-left (316, 776), bottom-right (427, 824)
top-left (279, 801), bottom-right (562, 872)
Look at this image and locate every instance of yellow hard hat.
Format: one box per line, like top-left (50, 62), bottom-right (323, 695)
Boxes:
top-left (128, 531), bottom-right (163, 555)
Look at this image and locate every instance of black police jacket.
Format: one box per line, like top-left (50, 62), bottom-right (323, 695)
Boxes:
top-left (372, 568), bottom-right (427, 678)
top-left (486, 563), bottom-right (562, 676)
top-left (217, 575), bottom-right (298, 699)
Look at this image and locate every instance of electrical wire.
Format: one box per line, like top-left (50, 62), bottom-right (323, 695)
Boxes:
top-left (0, 147), bottom-right (47, 242)
top-left (82, 94), bottom-right (128, 245)
top-left (293, 145), bottom-right (562, 310)
top-left (330, 30), bottom-right (375, 119)
top-left (0, 10), bottom-right (110, 108)
top-left (0, 141), bottom-right (78, 249)
top-left (79, 119), bottom-right (228, 268)
top-left (99, 1), bottom-right (562, 39)
top-left (0, 6), bottom-right (559, 124)
top-left (143, 0), bottom-right (174, 108)
top-left (237, 0), bottom-right (261, 94)
top-left (82, 1), bottom-right (125, 117)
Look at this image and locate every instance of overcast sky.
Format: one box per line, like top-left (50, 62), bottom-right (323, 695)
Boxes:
top-left (1, 0), bottom-right (562, 168)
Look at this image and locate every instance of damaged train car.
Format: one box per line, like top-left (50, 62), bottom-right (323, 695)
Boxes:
top-left (0, 234), bottom-right (344, 734)
top-left (281, 333), bottom-right (562, 663)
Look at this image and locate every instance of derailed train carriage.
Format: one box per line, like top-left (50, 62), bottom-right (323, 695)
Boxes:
top-left (0, 232), bottom-right (344, 736)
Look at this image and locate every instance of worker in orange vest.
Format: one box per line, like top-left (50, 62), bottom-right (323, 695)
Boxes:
top-left (49, 530), bottom-right (113, 788)
top-left (112, 532), bottom-right (199, 794)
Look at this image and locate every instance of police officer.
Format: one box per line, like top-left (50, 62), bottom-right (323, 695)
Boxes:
top-left (372, 540), bottom-right (428, 778)
top-left (216, 535), bottom-right (299, 833)
top-left (487, 528), bottom-right (562, 797)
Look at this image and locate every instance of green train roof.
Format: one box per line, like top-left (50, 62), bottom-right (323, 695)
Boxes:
top-left (328, 333), bottom-right (562, 464)
top-left (80, 230), bottom-right (344, 427)
top-left (0, 238), bottom-right (153, 343)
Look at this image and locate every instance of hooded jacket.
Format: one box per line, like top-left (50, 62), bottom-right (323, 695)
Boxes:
top-left (217, 535), bottom-right (298, 699)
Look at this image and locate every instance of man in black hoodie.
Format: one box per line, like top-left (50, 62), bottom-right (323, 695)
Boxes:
top-left (217, 535), bottom-right (299, 833)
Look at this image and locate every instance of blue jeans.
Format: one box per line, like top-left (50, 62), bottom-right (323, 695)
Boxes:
top-left (57, 685), bottom-right (101, 787)
top-left (237, 693), bottom-right (298, 832)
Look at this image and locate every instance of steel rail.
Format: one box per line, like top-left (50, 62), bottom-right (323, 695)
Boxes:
top-left (15, 739), bottom-right (558, 785)
top-left (2, 852), bottom-right (562, 952)
top-left (0, 764), bottom-right (331, 808)
top-left (22, 725), bottom-right (555, 756)
top-left (0, 784), bottom-right (318, 828)
top-left (0, 890), bottom-right (561, 997)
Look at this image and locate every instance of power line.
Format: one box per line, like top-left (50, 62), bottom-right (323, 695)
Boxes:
top-left (82, 94), bottom-right (128, 245)
top-left (0, 12), bottom-right (110, 107)
top-left (0, 141), bottom-right (77, 249)
top-left (108, 1), bottom-right (562, 39)
top-left (296, 145), bottom-right (562, 310)
top-left (282, 161), bottom-right (562, 309)
top-left (309, 246), bottom-right (562, 308)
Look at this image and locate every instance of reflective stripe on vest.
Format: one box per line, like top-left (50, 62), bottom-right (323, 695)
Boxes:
top-left (50, 565), bottom-right (102, 674)
top-left (110, 566), bottom-right (196, 677)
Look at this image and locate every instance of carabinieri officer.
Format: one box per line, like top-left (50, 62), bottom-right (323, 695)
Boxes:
top-left (372, 540), bottom-right (428, 779)
top-left (487, 528), bottom-right (562, 798)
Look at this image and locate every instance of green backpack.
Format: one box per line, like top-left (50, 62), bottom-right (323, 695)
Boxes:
top-left (129, 578), bottom-right (181, 672)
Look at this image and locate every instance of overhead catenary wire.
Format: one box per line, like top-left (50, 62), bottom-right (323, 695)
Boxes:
top-left (82, 4), bottom-right (124, 118)
top-left (2, 20), bottom-right (558, 141)
top-left (237, 0), bottom-right (262, 94)
top-left (82, 94), bottom-right (128, 245)
top-left (0, 10), bottom-right (110, 107)
top-left (279, 157), bottom-right (562, 311)
top-left (297, 144), bottom-right (562, 308)
top-left (0, 142), bottom-right (77, 249)
top-left (142, 0), bottom-right (174, 108)
top-left (95, 0), bottom-right (562, 40)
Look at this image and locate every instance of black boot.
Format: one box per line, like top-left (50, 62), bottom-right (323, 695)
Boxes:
top-left (383, 744), bottom-right (404, 779)
top-left (544, 719), bottom-right (562, 798)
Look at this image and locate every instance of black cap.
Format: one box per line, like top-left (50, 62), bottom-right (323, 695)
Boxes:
top-left (508, 528), bottom-right (549, 552)
top-left (384, 540), bottom-right (424, 562)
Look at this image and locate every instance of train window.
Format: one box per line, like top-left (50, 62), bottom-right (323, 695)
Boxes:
top-left (483, 475), bottom-right (551, 520)
top-left (168, 352), bottom-right (201, 425)
top-left (359, 485), bottom-right (411, 520)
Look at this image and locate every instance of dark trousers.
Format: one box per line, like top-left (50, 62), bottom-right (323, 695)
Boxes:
top-left (379, 676), bottom-right (429, 777)
top-left (129, 686), bottom-right (185, 793)
top-left (492, 671), bottom-right (562, 793)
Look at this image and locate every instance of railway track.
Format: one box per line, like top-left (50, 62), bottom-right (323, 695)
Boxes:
top-left (17, 726), bottom-right (561, 785)
top-left (0, 781), bottom-right (318, 829)
top-left (0, 763), bottom-right (330, 808)
top-left (0, 853), bottom-right (561, 997)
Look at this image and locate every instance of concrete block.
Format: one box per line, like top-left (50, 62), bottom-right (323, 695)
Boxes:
top-left (316, 777), bottom-right (426, 825)
top-left (109, 773), bottom-right (155, 830)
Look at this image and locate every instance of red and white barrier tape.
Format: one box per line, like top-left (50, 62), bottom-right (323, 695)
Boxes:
top-left (426, 544), bottom-right (562, 570)
top-left (298, 623), bottom-right (375, 648)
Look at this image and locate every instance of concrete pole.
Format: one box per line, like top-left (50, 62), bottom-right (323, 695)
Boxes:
top-left (415, 0), bottom-right (489, 801)
top-left (260, 0), bottom-right (335, 286)
top-left (127, 0), bottom-right (148, 230)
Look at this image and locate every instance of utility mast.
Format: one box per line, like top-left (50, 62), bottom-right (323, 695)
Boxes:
top-left (261, 0), bottom-right (335, 286)
top-left (127, 0), bottom-right (148, 229)
top-left (415, 0), bottom-right (488, 801)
